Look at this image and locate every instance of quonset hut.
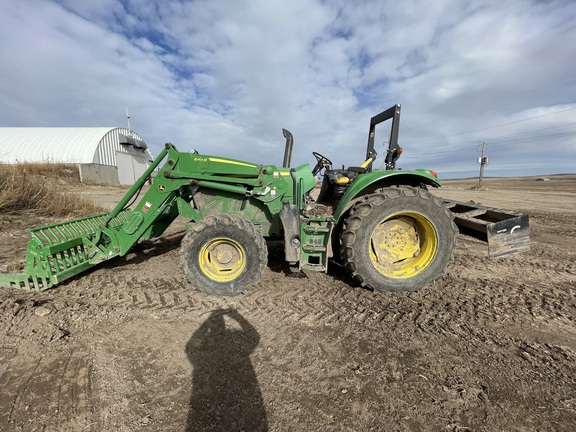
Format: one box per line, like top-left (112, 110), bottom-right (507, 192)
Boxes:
top-left (0, 127), bottom-right (154, 184)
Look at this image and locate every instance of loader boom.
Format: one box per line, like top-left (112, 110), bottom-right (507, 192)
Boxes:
top-left (0, 143), bottom-right (317, 291)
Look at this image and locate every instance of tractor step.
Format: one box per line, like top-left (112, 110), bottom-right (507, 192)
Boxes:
top-left (0, 209), bottom-right (133, 291)
top-left (443, 199), bottom-right (530, 258)
top-left (299, 217), bottom-right (333, 272)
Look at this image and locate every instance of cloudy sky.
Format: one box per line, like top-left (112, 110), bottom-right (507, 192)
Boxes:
top-left (1, 0), bottom-right (575, 178)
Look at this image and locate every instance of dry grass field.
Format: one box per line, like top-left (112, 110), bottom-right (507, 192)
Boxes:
top-left (0, 174), bottom-right (575, 431)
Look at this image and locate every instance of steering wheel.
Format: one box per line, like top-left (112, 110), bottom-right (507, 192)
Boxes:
top-left (312, 151), bottom-right (333, 176)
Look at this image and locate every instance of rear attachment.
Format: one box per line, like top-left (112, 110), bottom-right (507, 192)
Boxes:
top-left (443, 199), bottom-right (530, 258)
top-left (0, 209), bottom-right (132, 292)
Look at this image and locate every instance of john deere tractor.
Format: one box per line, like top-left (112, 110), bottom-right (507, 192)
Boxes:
top-left (0, 104), bottom-right (529, 295)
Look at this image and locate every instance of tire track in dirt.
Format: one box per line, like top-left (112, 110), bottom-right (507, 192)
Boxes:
top-left (0, 346), bottom-right (95, 431)
top-left (2, 222), bottom-right (574, 431)
top-left (15, 254), bottom-right (572, 429)
top-left (15, 203), bottom-right (565, 341)
top-left (0, 351), bottom-right (42, 428)
top-left (3, 235), bottom-right (573, 352)
top-left (51, 256), bottom-right (574, 351)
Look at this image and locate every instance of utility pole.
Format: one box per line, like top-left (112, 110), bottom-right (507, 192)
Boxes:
top-left (477, 141), bottom-right (488, 189)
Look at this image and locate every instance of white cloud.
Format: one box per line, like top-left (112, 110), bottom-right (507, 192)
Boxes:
top-left (0, 0), bottom-right (575, 178)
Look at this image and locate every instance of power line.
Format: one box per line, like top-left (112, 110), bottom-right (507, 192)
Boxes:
top-left (400, 130), bottom-right (576, 159)
top-left (400, 122), bottom-right (576, 154)
top-left (409, 121), bottom-right (576, 148)
top-left (403, 106), bottom-right (576, 145)
top-left (446, 129), bottom-right (575, 150)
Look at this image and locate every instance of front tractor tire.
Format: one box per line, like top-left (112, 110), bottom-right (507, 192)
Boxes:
top-left (340, 187), bottom-right (457, 292)
top-left (180, 214), bottom-right (268, 296)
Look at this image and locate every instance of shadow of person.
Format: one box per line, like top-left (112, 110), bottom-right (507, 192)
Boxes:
top-left (185, 308), bottom-right (268, 431)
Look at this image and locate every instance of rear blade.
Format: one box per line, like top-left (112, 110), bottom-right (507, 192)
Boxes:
top-left (443, 200), bottom-right (530, 258)
top-left (486, 214), bottom-right (530, 258)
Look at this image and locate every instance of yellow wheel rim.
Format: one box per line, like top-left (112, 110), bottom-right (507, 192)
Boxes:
top-left (369, 213), bottom-right (438, 279)
top-left (199, 237), bottom-right (246, 283)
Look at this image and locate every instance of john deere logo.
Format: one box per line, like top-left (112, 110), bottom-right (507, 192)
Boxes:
top-left (158, 184), bottom-right (166, 192)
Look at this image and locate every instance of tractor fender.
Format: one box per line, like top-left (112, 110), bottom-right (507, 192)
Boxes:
top-left (332, 169), bottom-right (441, 222)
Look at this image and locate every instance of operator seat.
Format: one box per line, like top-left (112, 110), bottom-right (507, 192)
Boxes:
top-left (316, 156), bottom-right (375, 204)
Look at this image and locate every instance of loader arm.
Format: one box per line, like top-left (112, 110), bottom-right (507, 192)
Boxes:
top-left (0, 142), bottom-right (317, 292)
top-left (0, 145), bottom-right (175, 291)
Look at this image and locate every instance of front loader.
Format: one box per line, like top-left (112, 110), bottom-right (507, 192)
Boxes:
top-left (0, 104), bottom-right (530, 295)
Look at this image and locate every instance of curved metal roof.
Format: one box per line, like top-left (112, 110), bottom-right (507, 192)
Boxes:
top-left (0, 127), bottom-right (149, 164)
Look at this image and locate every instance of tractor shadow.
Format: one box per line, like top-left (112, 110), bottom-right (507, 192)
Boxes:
top-left (57, 231), bottom-right (188, 287)
top-left (121, 230), bottom-right (187, 264)
top-left (185, 308), bottom-right (268, 431)
top-left (266, 240), bottom-right (307, 279)
top-left (99, 230), bottom-right (187, 268)
top-left (266, 239), bottom-right (356, 286)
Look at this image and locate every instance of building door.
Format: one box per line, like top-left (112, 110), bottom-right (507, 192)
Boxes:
top-left (116, 151), bottom-right (149, 185)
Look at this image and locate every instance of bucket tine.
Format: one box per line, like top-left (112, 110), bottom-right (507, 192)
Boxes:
top-left (0, 208), bottom-right (133, 292)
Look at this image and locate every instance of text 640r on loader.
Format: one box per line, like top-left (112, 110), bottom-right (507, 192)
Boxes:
top-left (0, 105), bottom-right (530, 295)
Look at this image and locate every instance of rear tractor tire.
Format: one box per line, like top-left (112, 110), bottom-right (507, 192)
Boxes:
top-left (180, 214), bottom-right (268, 296)
top-left (340, 186), bottom-right (457, 292)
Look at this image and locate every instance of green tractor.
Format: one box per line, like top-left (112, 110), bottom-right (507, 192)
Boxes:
top-left (0, 105), bottom-right (529, 295)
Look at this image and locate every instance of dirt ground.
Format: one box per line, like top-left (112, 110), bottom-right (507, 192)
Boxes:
top-left (0, 175), bottom-right (575, 431)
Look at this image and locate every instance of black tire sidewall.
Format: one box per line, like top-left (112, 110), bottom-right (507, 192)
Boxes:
top-left (341, 187), bottom-right (456, 291)
top-left (180, 215), bottom-right (267, 296)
